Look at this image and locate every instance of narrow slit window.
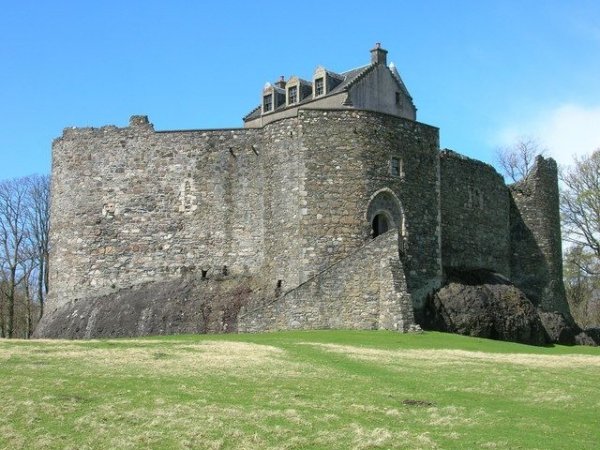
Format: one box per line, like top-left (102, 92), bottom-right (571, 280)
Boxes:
top-left (391, 157), bottom-right (401, 177)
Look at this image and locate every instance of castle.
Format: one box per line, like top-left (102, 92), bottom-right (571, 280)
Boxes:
top-left (35, 44), bottom-right (569, 338)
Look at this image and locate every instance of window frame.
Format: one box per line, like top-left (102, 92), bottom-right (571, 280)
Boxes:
top-left (314, 77), bottom-right (324, 97)
top-left (263, 94), bottom-right (273, 112)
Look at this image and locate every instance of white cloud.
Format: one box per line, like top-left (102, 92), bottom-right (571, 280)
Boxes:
top-left (497, 103), bottom-right (600, 167)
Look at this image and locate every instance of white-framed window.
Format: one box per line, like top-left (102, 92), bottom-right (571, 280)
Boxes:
top-left (288, 86), bottom-right (298, 104)
top-left (263, 94), bottom-right (273, 112)
top-left (314, 78), bottom-right (324, 96)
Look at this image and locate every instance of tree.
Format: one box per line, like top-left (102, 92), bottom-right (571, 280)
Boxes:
top-left (496, 137), bottom-right (546, 182)
top-left (563, 245), bottom-right (600, 328)
top-left (0, 178), bottom-right (30, 338)
top-left (0, 175), bottom-right (50, 338)
top-left (25, 175), bottom-right (50, 319)
top-left (560, 149), bottom-right (600, 266)
top-left (561, 149), bottom-right (600, 328)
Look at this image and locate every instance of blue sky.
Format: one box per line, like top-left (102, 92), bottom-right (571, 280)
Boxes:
top-left (1, 0), bottom-right (599, 180)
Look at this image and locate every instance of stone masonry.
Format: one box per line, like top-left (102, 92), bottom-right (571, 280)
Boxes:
top-left (35, 45), bottom-right (570, 338)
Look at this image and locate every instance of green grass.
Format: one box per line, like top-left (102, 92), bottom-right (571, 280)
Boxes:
top-left (1, 330), bottom-right (599, 449)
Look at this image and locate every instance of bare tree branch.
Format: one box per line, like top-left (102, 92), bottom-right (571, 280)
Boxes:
top-left (496, 137), bottom-right (546, 182)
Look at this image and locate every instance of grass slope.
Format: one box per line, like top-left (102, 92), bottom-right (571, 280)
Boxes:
top-left (1, 331), bottom-right (599, 449)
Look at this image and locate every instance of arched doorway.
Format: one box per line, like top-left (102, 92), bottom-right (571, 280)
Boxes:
top-left (366, 189), bottom-right (404, 239)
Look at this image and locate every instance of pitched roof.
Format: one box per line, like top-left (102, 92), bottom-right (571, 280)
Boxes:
top-left (243, 61), bottom-right (411, 122)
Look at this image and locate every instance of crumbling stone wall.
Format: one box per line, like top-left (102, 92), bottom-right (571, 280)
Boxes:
top-left (439, 150), bottom-right (511, 276)
top-left (239, 230), bottom-right (413, 332)
top-left (509, 156), bottom-right (570, 318)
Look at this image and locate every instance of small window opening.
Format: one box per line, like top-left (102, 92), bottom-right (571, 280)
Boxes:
top-left (222, 265), bottom-right (228, 276)
top-left (372, 213), bottom-right (390, 238)
top-left (395, 92), bottom-right (401, 105)
top-left (391, 157), bottom-right (401, 177)
top-left (315, 78), bottom-right (324, 96)
top-left (288, 86), bottom-right (298, 104)
top-left (263, 94), bottom-right (273, 112)
top-left (201, 269), bottom-right (208, 280)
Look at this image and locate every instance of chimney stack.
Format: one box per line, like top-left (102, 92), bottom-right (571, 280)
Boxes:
top-left (275, 76), bottom-right (286, 89)
top-left (370, 42), bottom-right (388, 65)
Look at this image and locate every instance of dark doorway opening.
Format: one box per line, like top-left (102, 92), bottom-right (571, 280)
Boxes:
top-left (372, 213), bottom-right (390, 238)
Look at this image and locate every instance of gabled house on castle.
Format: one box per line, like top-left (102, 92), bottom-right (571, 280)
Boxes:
top-left (35, 44), bottom-right (569, 338)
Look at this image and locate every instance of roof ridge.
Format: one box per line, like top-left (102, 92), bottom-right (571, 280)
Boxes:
top-left (341, 64), bottom-right (377, 91)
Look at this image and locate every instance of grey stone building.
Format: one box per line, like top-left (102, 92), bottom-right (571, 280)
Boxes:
top-left (35, 44), bottom-right (569, 338)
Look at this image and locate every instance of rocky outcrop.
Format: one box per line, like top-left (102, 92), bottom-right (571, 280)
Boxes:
top-left (422, 270), bottom-right (547, 345)
top-left (420, 269), bottom-right (592, 346)
top-left (34, 275), bottom-right (254, 339)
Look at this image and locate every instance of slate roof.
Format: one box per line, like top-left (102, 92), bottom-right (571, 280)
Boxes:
top-left (243, 62), bottom-right (409, 122)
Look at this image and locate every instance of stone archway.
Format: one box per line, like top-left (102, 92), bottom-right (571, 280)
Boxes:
top-left (367, 188), bottom-right (404, 239)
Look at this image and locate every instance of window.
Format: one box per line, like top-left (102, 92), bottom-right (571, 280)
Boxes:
top-left (395, 92), bottom-right (401, 105)
top-left (263, 94), bottom-right (273, 112)
top-left (390, 157), bottom-right (402, 177)
top-left (315, 78), bottom-right (324, 96)
top-left (288, 86), bottom-right (298, 104)
top-left (466, 185), bottom-right (484, 209)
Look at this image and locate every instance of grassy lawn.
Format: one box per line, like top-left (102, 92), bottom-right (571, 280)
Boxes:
top-left (1, 330), bottom-right (599, 449)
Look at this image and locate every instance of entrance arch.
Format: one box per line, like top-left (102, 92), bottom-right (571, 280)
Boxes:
top-left (366, 188), bottom-right (404, 239)
top-left (372, 212), bottom-right (390, 238)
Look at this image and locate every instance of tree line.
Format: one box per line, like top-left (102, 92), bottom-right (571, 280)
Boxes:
top-left (0, 175), bottom-right (50, 338)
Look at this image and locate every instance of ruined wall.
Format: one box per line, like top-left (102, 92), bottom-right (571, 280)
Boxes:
top-left (440, 150), bottom-right (511, 276)
top-left (47, 116), bottom-right (265, 310)
top-left (238, 230), bottom-right (414, 332)
top-left (510, 156), bottom-right (570, 318)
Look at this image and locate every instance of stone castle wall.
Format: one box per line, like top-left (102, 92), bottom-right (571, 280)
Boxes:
top-left (47, 110), bottom-right (441, 312)
top-left (49, 117), bottom-right (264, 308)
top-left (41, 107), bottom-right (570, 338)
top-left (439, 150), bottom-right (511, 276)
top-left (239, 230), bottom-right (413, 332)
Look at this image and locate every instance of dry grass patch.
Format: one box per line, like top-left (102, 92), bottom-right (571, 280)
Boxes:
top-left (306, 343), bottom-right (600, 369)
top-left (2, 339), bottom-right (293, 377)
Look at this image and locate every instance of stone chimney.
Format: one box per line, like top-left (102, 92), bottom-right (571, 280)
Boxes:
top-left (129, 115), bottom-right (154, 130)
top-left (275, 76), bottom-right (286, 89)
top-left (370, 43), bottom-right (388, 65)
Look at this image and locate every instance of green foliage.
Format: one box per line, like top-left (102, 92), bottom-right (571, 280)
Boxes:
top-left (1, 331), bottom-right (599, 449)
top-left (561, 149), bottom-right (600, 328)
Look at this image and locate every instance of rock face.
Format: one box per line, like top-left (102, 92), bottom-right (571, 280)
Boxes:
top-left (423, 270), bottom-right (549, 346)
top-left (33, 275), bottom-right (254, 339)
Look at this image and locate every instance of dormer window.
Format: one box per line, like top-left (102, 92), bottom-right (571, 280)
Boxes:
top-left (315, 78), bottom-right (324, 96)
top-left (288, 86), bottom-right (298, 105)
top-left (263, 94), bottom-right (273, 112)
